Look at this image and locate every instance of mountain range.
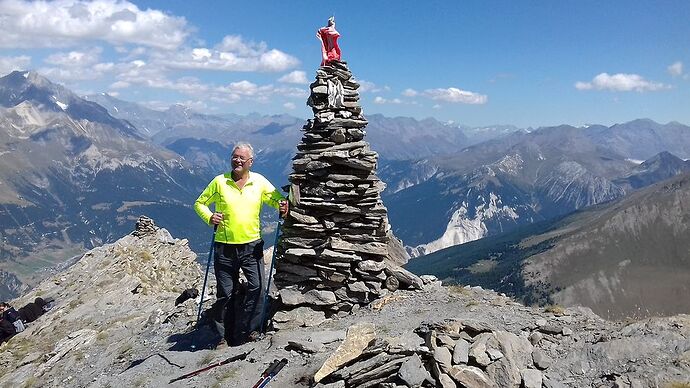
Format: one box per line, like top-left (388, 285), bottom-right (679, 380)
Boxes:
top-left (1, 70), bottom-right (689, 318)
top-left (0, 71), bottom-right (208, 298)
top-left (0, 71), bottom-right (519, 299)
top-left (384, 122), bottom-right (690, 256)
top-left (405, 171), bottom-right (690, 319)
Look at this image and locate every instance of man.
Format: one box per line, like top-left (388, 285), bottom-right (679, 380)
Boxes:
top-left (194, 143), bottom-right (288, 346)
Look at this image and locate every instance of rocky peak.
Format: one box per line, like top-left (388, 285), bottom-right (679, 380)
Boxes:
top-left (636, 151), bottom-right (687, 171)
top-left (0, 70), bottom-right (141, 139)
top-left (0, 216), bottom-right (203, 385)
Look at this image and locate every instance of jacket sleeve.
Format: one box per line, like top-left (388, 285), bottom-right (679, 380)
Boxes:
top-left (194, 179), bottom-right (218, 225)
top-left (261, 179), bottom-right (284, 209)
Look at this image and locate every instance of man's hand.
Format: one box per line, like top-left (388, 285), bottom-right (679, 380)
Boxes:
top-left (279, 200), bottom-right (289, 218)
top-left (210, 212), bottom-right (223, 225)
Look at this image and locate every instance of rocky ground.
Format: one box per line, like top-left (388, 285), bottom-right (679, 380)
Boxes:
top-left (0, 221), bottom-right (688, 387)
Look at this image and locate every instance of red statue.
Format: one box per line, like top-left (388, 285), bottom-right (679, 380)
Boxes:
top-left (317, 16), bottom-right (341, 66)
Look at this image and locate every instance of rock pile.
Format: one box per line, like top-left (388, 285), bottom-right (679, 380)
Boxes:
top-left (314, 318), bottom-right (548, 388)
top-left (274, 61), bottom-right (417, 324)
top-left (131, 215), bottom-right (157, 237)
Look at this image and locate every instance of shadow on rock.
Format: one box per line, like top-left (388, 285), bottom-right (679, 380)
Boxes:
top-left (166, 322), bottom-right (221, 352)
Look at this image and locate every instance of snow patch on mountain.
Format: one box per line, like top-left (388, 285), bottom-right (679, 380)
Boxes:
top-left (408, 192), bottom-right (519, 257)
top-left (52, 96), bottom-right (68, 110)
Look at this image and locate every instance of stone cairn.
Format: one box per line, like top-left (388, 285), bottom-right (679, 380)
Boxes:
top-left (131, 215), bottom-right (157, 237)
top-left (273, 61), bottom-right (419, 325)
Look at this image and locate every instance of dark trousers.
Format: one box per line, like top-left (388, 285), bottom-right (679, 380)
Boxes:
top-left (213, 239), bottom-right (265, 344)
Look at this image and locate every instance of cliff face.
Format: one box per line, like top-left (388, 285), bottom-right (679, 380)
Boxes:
top-left (523, 172), bottom-right (690, 320)
top-left (0, 218), bottom-right (688, 387)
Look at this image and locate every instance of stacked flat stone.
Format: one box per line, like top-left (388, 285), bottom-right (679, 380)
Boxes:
top-left (274, 61), bottom-right (395, 318)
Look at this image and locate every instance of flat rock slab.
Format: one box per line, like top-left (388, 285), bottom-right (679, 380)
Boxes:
top-left (314, 322), bottom-right (376, 383)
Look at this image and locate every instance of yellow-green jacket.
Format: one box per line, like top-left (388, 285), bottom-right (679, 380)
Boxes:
top-left (194, 172), bottom-right (283, 244)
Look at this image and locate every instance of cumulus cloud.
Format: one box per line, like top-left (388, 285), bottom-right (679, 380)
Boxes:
top-left (38, 47), bottom-right (118, 81)
top-left (0, 0), bottom-right (189, 50)
top-left (402, 88), bottom-right (418, 97)
top-left (423, 87), bottom-right (488, 104)
top-left (160, 34), bottom-right (299, 73)
top-left (38, 64), bottom-right (111, 81)
top-left (575, 73), bottom-right (670, 92)
top-left (668, 61), bottom-right (684, 77)
top-left (0, 55), bottom-right (31, 74)
top-left (109, 80), bottom-right (130, 89)
top-left (44, 47), bottom-right (102, 67)
top-left (211, 80), bottom-right (305, 103)
top-left (373, 96), bottom-right (403, 104)
top-left (358, 80), bottom-right (389, 93)
top-left (283, 102), bottom-right (296, 110)
top-left (278, 70), bottom-right (309, 84)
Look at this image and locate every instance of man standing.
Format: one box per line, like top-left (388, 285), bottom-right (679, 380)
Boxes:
top-left (194, 143), bottom-right (288, 346)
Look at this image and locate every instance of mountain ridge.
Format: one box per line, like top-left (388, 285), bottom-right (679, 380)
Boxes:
top-left (405, 172), bottom-right (690, 320)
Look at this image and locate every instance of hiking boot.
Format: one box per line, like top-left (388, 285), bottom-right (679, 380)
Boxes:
top-left (214, 339), bottom-right (229, 350)
top-left (247, 331), bottom-right (261, 342)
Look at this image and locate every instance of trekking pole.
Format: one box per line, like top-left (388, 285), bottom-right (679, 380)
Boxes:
top-left (197, 224), bottom-right (218, 324)
top-left (168, 349), bottom-right (252, 384)
top-left (259, 214), bottom-right (283, 334)
top-left (251, 358), bottom-right (288, 388)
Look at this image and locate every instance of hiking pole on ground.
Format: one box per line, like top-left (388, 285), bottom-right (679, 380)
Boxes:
top-left (168, 349), bottom-right (252, 384)
top-left (251, 358), bottom-right (288, 388)
top-left (259, 213), bottom-right (283, 334)
top-left (197, 224), bottom-right (218, 324)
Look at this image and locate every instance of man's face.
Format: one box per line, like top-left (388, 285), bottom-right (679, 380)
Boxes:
top-left (231, 148), bottom-right (253, 175)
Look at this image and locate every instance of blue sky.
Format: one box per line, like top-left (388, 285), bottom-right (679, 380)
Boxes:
top-left (0, 0), bottom-right (688, 128)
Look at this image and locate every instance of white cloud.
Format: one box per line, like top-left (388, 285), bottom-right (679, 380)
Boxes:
top-left (278, 70), bottom-right (308, 84)
top-left (0, 55), bottom-right (31, 74)
top-left (358, 80), bottom-right (383, 93)
top-left (160, 35), bottom-right (299, 73)
top-left (177, 99), bottom-right (209, 111)
top-left (211, 80), bottom-right (306, 103)
top-left (38, 62), bottom-right (115, 82)
top-left (668, 61), bottom-right (684, 77)
top-left (44, 47), bottom-right (102, 67)
top-left (402, 88), bottom-right (418, 97)
top-left (575, 73), bottom-right (670, 92)
top-left (0, 0), bottom-right (189, 50)
top-left (38, 47), bottom-right (117, 82)
top-left (110, 80), bottom-right (130, 89)
top-left (283, 102), bottom-right (296, 110)
top-left (423, 87), bottom-right (488, 104)
top-left (373, 96), bottom-right (403, 104)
